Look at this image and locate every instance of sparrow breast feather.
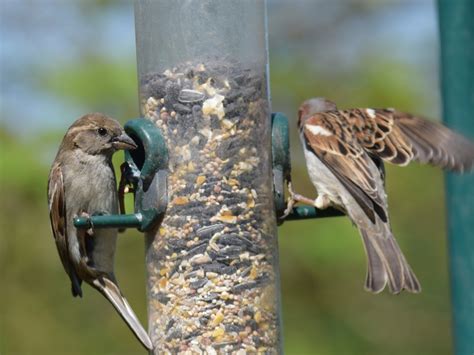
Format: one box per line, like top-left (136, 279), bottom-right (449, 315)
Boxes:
top-left (47, 113), bottom-right (153, 350)
top-left (291, 97), bottom-right (474, 294)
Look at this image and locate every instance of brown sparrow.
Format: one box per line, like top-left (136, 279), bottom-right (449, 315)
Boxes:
top-left (47, 113), bottom-right (153, 350)
top-left (287, 98), bottom-right (474, 294)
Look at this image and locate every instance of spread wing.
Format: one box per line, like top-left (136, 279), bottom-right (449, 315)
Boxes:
top-left (342, 108), bottom-right (474, 172)
top-left (303, 113), bottom-right (388, 224)
top-left (47, 163), bottom-right (82, 297)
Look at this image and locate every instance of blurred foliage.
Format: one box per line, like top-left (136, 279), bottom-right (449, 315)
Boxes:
top-left (1, 1), bottom-right (454, 355)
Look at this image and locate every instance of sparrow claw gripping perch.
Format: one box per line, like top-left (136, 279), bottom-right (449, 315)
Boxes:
top-left (281, 197), bottom-right (294, 220)
top-left (118, 163), bottom-right (137, 233)
top-left (77, 211), bottom-right (93, 235)
top-left (118, 163), bottom-right (139, 211)
top-left (281, 181), bottom-right (319, 218)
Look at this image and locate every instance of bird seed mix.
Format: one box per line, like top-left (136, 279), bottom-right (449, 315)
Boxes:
top-left (140, 62), bottom-right (281, 354)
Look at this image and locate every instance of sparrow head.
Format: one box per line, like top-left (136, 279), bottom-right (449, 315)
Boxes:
top-left (62, 113), bottom-right (137, 156)
top-left (298, 97), bottom-right (337, 127)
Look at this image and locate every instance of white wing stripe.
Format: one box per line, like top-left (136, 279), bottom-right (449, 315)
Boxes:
top-left (305, 124), bottom-right (332, 137)
top-left (365, 108), bottom-right (376, 118)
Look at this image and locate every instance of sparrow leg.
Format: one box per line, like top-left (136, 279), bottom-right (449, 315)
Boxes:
top-left (118, 174), bottom-right (129, 233)
top-left (118, 173), bottom-right (130, 216)
top-left (281, 182), bottom-right (319, 218)
top-left (118, 171), bottom-right (136, 233)
top-left (288, 181), bottom-right (318, 206)
top-left (76, 211), bottom-right (93, 263)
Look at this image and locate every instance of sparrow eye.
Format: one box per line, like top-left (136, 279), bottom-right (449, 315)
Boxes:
top-left (97, 127), bottom-right (107, 136)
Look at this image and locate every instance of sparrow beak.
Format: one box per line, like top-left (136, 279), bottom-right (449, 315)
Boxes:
top-left (111, 133), bottom-right (137, 150)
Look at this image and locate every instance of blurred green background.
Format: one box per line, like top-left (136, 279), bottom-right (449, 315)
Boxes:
top-left (1, 1), bottom-right (456, 354)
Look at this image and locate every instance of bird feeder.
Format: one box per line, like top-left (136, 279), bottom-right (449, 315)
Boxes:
top-left (134, 0), bottom-right (281, 352)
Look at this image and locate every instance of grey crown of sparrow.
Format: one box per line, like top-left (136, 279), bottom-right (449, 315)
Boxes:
top-left (47, 113), bottom-right (153, 350)
top-left (287, 97), bottom-right (474, 294)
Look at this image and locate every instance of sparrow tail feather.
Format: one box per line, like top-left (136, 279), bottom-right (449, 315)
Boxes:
top-left (360, 229), bottom-right (421, 294)
top-left (71, 280), bottom-right (83, 298)
top-left (93, 278), bottom-right (153, 351)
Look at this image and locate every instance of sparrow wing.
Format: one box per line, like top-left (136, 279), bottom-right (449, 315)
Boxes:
top-left (344, 108), bottom-right (474, 172)
top-left (47, 163), bottom-right (83, 297)
top-left (92, 277), bottom-right (153, 351)
top-left (302, 113), bottom-right (387, 224)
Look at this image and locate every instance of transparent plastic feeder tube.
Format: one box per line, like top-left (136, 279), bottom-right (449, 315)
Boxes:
top-left (134, 0), bottom-right (281, 353)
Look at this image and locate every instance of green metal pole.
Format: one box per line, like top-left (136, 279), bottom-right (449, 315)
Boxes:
top-left (438, 1), bottom-right (474, 354)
